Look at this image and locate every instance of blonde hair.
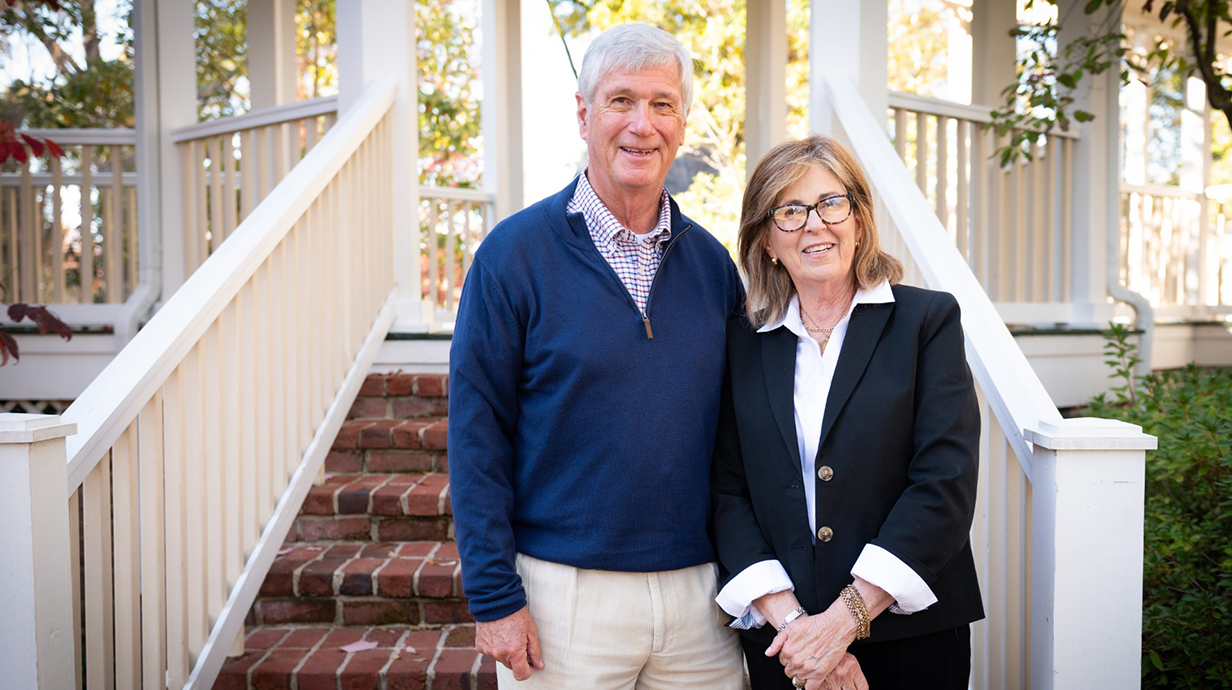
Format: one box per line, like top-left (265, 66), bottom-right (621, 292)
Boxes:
top-left (738, 135), bottom-right (903, 328)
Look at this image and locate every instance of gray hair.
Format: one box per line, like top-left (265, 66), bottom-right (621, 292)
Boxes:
top-left (577, 24), bottom-right (693, 111)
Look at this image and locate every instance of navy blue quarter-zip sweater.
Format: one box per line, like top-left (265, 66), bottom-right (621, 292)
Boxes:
top-left (449, 177), bottom-right (744, 622)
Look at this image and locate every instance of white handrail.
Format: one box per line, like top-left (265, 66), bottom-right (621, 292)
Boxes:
top-left (17, 128), bottom-right (138, 145)
top-left (1121, 181), bottom-right (1203, 199)
top-left (169, 96), bottom-right (339, 143)
top-left (830, 75), bottom-right (1061, 478)
top-left (419, 185), bottom-right (496, 202)
top-left (888, 90), bottom-right (1081, 139)
top-left (63, 82), bottom-right (393, 491)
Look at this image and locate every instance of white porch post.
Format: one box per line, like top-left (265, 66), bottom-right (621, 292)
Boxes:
top-left (0, 414), bottom-right (77, 690)
top-left (483, 0), bottom-right (524, 222)
top-left (248, 0), bottom-right (299, 109)
top-left (1025, 418), bottom-right (1156, 690)
top-left (337, 0), bottom-right (420, 331)
top-left (970, 0), bottom-right (1017, 107)
top-left (808, 0), bottom-right (887, 136)
top-left (1060, 0), bottom-right (1123, 328)
top-left (132, 0), bottom-right (197, 330)
top-left (745, 0), bottom-right (787, 173)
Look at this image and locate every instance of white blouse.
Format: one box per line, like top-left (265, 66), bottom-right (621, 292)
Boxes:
top-left (714, 280), bottom-right (938, 629)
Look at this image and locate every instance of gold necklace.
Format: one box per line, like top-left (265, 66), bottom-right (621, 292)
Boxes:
top-left (801, 310), bottom-right (837, 336)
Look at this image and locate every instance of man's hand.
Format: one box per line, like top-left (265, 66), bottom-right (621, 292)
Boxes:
top-left (475, 606), bottom-right (545, 680)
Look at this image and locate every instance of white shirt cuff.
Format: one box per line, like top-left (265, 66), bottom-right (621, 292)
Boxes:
top-left (715, 559), bottom-right (795, 629)
top-left (851, 544), bottom-right (937, 613)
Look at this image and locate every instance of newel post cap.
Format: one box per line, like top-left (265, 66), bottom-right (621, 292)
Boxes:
top-left (0, 414), bottom-right (77, 444)
top-left (1024, 417), bottom-right (1158, 451)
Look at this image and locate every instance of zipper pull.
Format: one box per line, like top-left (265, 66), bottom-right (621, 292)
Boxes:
top-left (642, 313), bottom-right (654, 339)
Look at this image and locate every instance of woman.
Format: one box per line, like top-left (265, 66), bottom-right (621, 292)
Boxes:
top-left (711, 135), bottom-right (983, 690)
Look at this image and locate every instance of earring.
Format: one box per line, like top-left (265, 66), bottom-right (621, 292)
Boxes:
top-left (770, 257), bottom-right (779, 266)
top-left (855, 242), bottom-right (860, 248)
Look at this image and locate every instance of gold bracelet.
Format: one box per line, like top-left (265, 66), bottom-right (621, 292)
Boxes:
top-left (840, 585), bottom-right (871, 640)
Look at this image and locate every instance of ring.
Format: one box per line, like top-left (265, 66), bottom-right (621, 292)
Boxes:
top-left (792, 677), bottom-right (806, 689)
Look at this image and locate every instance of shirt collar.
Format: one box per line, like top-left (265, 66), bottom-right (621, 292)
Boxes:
top-left (570, 172), bottom-right (672, 246)
top-left (757, 279), bottom-right (895, 334)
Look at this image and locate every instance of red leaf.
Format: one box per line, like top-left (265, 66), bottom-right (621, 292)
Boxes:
top-left (5, 304), bottom-right (72, 342)
top-left (0, 145), bottom-right (9, 165)
top-left (0, 331), bottom-right (17, 366)
top-left (46, 138), bottom-right (65, 158)
top-left (0, 119), bottom-right (14, 141)
top-left (21, 134), bottom-right (45, 157)
top-left (9, 141), bottom-right (28, 163)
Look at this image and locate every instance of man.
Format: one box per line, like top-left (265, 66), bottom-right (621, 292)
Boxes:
top-left (448, 23), bottom-right (745, 689)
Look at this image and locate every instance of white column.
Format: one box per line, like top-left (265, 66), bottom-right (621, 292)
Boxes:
top-left (248, 0), bottom-right (299, 110)
top-left (131, 0), bottom-right (197, 328)
top-left (1025, 418), bottom-right (1156, 690)
top-left (0, 414), bottom-right (78, 690)
top-left (1059, 0), bottom-right (1123, 327)
top-left (337, 0), bottom-right (420, 331)
top-left (483, 0), bottom-right (524, 221)
top-left (970, 0), bottom-right (1017, 107)
top-left (745, 0), bottom-right (787, 173)
top-left (808, 0), bottom-right (888, 136)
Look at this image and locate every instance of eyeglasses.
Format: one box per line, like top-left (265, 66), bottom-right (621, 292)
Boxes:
top-left (767, 194), bottom-right (854, 232)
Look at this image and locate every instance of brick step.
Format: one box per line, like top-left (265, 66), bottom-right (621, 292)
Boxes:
top-left (254, 541), bottom-right (469, 628)
top-left (291, 472), bottom-right (453, 543)
top-left (328, 417), bottom-right (450, 475)
top-left (213, 624), bottom-right (495, 690)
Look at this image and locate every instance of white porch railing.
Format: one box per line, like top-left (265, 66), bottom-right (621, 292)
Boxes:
top-left (170, 96), bottom-right (339, 275)
top-left (1119, 182), bottom-right (1232, 318)
top-left (889, 91), bottom-right (1079, 324)
top-left (1, 129), bottom-right (139, 306)
top-left (419, 185), bottom-right (495, 323)
top-left (835, 76), bottom-right (1155, 689)
top-left (0, 81), bottom-right (397, 689)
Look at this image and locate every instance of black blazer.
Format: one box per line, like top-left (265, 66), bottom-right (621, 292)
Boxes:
top-left (711, 284), bottom-right (985, 646)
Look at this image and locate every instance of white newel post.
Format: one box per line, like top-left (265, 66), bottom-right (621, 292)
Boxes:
top-left (338, 0), bottom-right (420, 331)
top-left (1025, 418), bottom-right (1156, 690)
top-left (0, 414), bottom-right (77, 690)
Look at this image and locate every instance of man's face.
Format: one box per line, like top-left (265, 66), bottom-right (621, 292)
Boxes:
top-left (576, 62), bottom-right (687, 205)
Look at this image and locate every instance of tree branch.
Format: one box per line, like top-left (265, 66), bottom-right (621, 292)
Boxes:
top-left (8, 2), bottom-right (81, 74)
top-left (1175, 0), bottom-right (1232, 125)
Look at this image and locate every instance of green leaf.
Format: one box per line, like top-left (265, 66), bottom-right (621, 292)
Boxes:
top-left (1149, 650), bottom-right (1164, 671)
top-left (1084, 0), bottom-right (1103, 13)
top-left (1074, 110), bottom-right (1094, 122)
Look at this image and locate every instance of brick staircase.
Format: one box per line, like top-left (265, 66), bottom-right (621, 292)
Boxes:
top-left (214, 373), bottom-right (496, 690)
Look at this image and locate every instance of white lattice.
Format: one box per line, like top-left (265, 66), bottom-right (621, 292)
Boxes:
top-left (0, 399), bottom-right (71, 415)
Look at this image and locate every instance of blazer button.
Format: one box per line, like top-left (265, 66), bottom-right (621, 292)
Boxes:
top-left (817, 465), bottom-right (834, 481)
top-left (817, 526), bottom-right (834, 542)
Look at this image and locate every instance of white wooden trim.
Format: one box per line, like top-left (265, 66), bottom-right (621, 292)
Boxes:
top-left (169, 97), bottom-right (339, 143)
top-left (62, 81), bottom-right (395, 492)
top-left (826, 74), bottom-right (1061, 479)
top-left (185, 289), bottom-right (398, 690)
top-left (1120, 182), bottom-right (1203, 200)
top-left (18, 129), bottom-right (137, 145)
top-left (418, 186), bottom-right (496, 202)
top-left (888, 91), bottom-right (994, 124)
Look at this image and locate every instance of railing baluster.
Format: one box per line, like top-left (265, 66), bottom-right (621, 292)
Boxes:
top-left (113, 423), bottom-right (142, 689)
top-left (915, 111), bottom-right (928, 194)
top-left (108, 145), bottom-right (124, 302)
top-left (80, 146), bottom-right (96, 303)
top-left (935, 115), bottom-right (948, 232)
top-left (138, 394), bottom-right (168, 690)
top-left (19, 160), bottom-right (36, 301)
top-left (83, 454), bottom-right (115, 690)
top-left (223, 134), bottom-right (238, 239)
top-left (163, 365), bottom-right (190, 687)
top-left (127, 186), bottom-right (138, 296)
top-left (1030, 140), bottom-right (1044, 303)
top-left (956, 120), bottom-right (968, 259)
top-left (69, 488), bottom-right (83, 690)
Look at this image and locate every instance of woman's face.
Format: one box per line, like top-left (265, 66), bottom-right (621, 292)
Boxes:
top-left (763, 164), bottom-right (862, 296)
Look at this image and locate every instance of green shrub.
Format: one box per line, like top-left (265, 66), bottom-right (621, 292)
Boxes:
top-left (1083, 323), bottom-right (1232, 688)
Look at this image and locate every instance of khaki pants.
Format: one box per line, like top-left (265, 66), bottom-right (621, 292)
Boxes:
top-left (496, 553), bottom-right (744, 690)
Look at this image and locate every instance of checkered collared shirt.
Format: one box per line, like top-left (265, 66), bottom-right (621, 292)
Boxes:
top-left (567, 173), bottom-right (673, 314)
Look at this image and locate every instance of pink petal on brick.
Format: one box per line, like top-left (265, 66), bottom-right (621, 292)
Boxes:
top-left (340, 640), bottom-right (380, 653)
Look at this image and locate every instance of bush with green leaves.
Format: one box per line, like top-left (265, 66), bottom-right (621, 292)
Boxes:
top-left (1083, 323), bottom-right (1232, 688)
